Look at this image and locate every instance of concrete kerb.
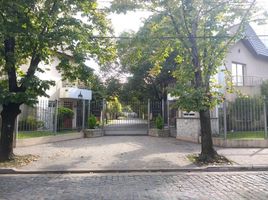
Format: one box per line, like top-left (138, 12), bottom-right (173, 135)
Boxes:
top-left (1, 166), bottom-right (268, 175)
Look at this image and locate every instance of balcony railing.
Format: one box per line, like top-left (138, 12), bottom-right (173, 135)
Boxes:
top-left (61, 80), bottom-right (89, 89)
top-left (232, 76), bottom-right (265, 87)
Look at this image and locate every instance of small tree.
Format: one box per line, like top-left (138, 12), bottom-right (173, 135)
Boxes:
top-left (88, 115), bottom-right (97, 129)
top-left (57, 107), bottom-right (74, 130)
top-left (107, 97), bottom-right (122, 119)
top-left (155, 115), bottom-right (164, 130)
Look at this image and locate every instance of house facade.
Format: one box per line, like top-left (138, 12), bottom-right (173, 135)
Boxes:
top-left (219, 25), bottom-right (268, 101)
top-left (19, 58), bottom-right (92, 132)
top-left (174, 25), bottom-right (268, 141)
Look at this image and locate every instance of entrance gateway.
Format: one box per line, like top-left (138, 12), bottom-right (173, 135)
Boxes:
top-left (89, 100), bottom-right (177, 136)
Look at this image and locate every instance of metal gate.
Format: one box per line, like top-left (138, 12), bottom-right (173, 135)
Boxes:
top-left (103, 101), bottom-right (148, 136)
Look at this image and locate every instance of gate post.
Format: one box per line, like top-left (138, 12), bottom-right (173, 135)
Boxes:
top-left (54, 99), bottom-right (59, 134)
top-left (148, 99), bottom-right (150, 131)
top-left (82, 99), bottom-right (85, 130)
top-left (223, 99), bottom-right (227, 140)
top-left (162, 99), bottom-right (164, 119)
top-left (167, 100), bottom-right (170, 129)
top-left (263, 96), bottom-right (267, 139)
top-left (102, 99), bottom-right (106, 129)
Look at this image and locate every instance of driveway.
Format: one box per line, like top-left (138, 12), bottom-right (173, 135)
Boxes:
top-left (14, 136), bottom-right (200, 171)
top-left (12, 136), bottom-right (268, 171)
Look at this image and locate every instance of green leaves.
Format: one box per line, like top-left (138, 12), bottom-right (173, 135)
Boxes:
top-left (111, 0), bottom-right (258, 111)
top-left (0, 0), bottom-right (116, 106)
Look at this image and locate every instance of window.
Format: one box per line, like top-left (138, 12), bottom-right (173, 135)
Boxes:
top-left (232, 63), bottom-right (245, 86)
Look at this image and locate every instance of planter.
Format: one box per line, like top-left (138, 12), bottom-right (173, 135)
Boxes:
top-left (148, 128), bottom-right (170, 137)
top-left (83, 129), bottom-right (104, 138)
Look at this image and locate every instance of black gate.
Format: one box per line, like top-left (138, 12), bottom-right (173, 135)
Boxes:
top-left (103, 101), bottom-right (148, 136)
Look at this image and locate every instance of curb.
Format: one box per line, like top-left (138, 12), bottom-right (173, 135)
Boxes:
top-left (1, 166), bottom-right (268, 174)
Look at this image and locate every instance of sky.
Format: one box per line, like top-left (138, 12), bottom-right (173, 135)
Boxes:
top-left (102, 0), bottom-right (268, 36)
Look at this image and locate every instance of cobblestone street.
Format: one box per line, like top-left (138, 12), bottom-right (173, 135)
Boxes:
top-left (1, 171), bottom-right (268, 200)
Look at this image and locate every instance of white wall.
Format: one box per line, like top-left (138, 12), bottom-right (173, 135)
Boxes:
top-left (219, 41), bottom-right (268, 100)
top-left (225, 41), bottom-right (268, 79)
top-left (20, 58), bottom-right (62, 98)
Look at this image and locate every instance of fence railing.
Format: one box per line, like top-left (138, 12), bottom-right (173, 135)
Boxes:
top-left (218, 97), bottom-right (268, 139)
top-left (2, 99), bottom-right (93, 139)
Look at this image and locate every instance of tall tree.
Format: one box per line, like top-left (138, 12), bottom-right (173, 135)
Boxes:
top-left (0, 0), bottom-right (115, 161)
top-left (111, 0), bottom-right (258, 161)
top-left (116, 15), bottom-right (177, 102)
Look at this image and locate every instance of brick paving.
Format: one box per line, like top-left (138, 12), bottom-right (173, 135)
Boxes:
top-left (0, 172), bottom-right (268, 200)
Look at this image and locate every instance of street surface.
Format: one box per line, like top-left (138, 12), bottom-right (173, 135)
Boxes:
top-left (0, 171), bottom-right (268, 200)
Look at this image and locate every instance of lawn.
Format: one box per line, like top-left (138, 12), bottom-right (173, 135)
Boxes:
top-left (227, 131), bottom-right (266, 140)
top-left (18, 130), bottom-right (77, 139)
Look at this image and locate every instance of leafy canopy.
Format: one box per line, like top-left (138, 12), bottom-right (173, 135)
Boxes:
top-left (111, 0), bottom-right (259, 111)
top-left (0, 0), bottom-right (116, 105)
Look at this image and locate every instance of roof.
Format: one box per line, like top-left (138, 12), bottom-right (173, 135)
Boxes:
top-left (242, 25), bottom-right (268, 58)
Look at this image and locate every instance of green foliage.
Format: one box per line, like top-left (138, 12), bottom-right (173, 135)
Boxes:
top-left (105, 77), bottom-right (123, 98)
top-left (56, 107), bottom-right (74, 130)
top-left (111, 0), bottom-right (258, 111)
top-left (261, 80), bottom-right (268, 97)
top-left (57, 107), bottom-right (74, 120)
top-left (155, 115), bottom-right (164, 130)
top-left (107, 97), bottom-right (122, 119)
top-left (18, 116), bottom-right (44, 131)
top-left (0, 0), bottom-right (116, 106)
top-left (115, 16), bottom-right (177, 102)
top-left (88, 115), bottom-right (97, 129)
top-left (227, 97), bottom-right (263, 131)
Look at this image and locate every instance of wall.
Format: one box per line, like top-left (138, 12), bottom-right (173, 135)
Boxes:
top-left (176, 118), bottom-right (219, 143)
top-left (219, 41), bottom-right (268, 100)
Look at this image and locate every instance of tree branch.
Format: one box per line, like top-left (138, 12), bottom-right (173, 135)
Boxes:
top-left (20, 0), bottom-right (59, 90)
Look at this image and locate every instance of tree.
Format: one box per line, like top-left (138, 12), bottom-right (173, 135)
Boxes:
top-left (107, 97), bottom-right (122, 119)
top-left (116, 16), bottom-right (177, 102)
top-left (105, 77), bottom-right (123, 99)
top-left (0, 0), bottom-right (115, 161)
top-left (111, 0), bottom-right (258, 161)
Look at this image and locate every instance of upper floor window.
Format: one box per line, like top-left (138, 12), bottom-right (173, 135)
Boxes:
top-left (232, 63), bottom-right (245, 86)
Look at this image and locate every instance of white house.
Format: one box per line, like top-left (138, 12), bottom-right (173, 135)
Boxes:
top-left (219, 24), bottom-right (268, 101)
top-left (19, 57), bottom-right (92, 131)
top-left (174, 24), bottom-right (268, 141)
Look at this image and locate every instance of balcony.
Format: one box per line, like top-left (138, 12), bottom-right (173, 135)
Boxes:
top-left (232, 76), bottom-right (265, 87)
top-left (62, 80), bottom-right (88, 89)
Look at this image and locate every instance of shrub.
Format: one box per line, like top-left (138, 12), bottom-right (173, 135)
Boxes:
top-left (57, 107), bottom-right (74, 120)
top-left (18, 116), bottom-right (44, 131)
top-left (88, 115), bottom-right (97, 129)
top-left (56, 107), bottom-right (74, 130)
top-left (261, 80), bottom-right (268, 97)
top-left (155, 115), bottom-right (164, 129)
top-left (227, 97), bottom-right (263, 131)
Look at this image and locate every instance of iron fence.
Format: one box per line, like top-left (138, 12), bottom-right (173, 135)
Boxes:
top-left (10, 99), bottom-right (90, 138)
top-left (103, 100), bottom-right (148, 129)
top-left (218, 97), bottom-right (268, 139)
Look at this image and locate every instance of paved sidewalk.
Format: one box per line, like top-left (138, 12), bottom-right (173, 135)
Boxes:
top-left (8, 136), bottom-right (268, 171)
top-left (1, 172), bottom-right (268, 199)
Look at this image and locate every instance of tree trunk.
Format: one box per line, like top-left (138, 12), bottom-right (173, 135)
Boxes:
top-left (0, 103), bottom-right (21, 161)
top-left (199, 109), bottom-right (217, 160)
